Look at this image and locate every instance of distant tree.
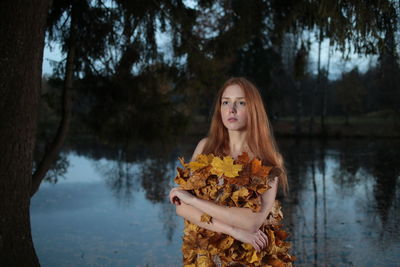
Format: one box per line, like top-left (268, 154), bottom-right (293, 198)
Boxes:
top-left (335, 68), bottom-right (366, 125)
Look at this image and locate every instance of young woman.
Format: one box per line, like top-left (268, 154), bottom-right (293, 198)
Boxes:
top-left (169, 77), bottom-right (290, 265)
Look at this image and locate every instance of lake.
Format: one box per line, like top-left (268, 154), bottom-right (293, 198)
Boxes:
top-left (31, 138), bottom-right (400, 266)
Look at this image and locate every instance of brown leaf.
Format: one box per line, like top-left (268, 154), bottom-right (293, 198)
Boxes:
top-left (266, 257), bottom-right (286, 267)
top-left (236, 151), bottom-right (250, 165)
top-left (200, 213), bottom-right (213, 224)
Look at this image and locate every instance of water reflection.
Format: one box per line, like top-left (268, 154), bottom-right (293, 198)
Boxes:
top-left (31, 138), bottom-right (400, 266)
top-left (92, 150), bottom-right (140, 205)
top-left (280, 138), bottom-right (400, 266)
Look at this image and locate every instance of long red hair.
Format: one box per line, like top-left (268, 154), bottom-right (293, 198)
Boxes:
top-left (202, 77), bottom-right (288, 195)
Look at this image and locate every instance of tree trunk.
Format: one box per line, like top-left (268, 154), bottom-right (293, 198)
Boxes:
top-left (309, 29), bottom-right (322, 136)
top-left (294, 80), bottom-right (303, 136)
top-left (0, 0), bottom-right (51, 265)
top-left (31, 2), bottom-right (76, 196)
top-left (320, 41), bottom-right (331, 136)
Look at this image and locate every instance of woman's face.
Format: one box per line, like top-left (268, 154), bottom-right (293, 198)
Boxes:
top-left (220, 84), bottom-right (248, 131)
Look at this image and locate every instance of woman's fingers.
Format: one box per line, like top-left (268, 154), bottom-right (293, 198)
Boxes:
top-left (172, 196), bottom-right (181, 205)
top-left (260, 230), bottom-right (269, 247)
top-left (257, 231), bottom-right (266, 248)
top-left (254, 236), bottom-right (264, 250)
top-left (169, 188), bottom-right (179, 204)
top-left (252, 241), bottom-right (261, 252)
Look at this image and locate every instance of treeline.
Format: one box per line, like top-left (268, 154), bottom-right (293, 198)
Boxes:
top-left (41, 0), bottom-right (400, 141)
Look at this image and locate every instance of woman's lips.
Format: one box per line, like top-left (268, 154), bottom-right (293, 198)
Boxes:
top-left (228, 118), bottom-right (238, 122)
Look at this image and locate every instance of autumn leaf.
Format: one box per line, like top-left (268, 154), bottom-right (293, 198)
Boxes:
top-left (266, 257), bottom-right (287, 267)
top-left (218, 236), bottom-right (235, 250)
top-left (196, 253), bottom-right (214, 267)
top-left (243, 196), bottom-right (262, 212)
top-left (236, 151), bottom-right (250, 165)
top-left (251, 158), bottom-right (273, 178)
top-left (177, 153), bottom-right (295, 266)
top-left (211, 156), bottom-right (242, 178)
top-left (275, 229), bottom-right (289, 240)
top-left (225, 174), bottom-right (250, 186)
top-left (174, 176), bottom-right (187, 187)
top-left (216, 185), bottom-right (232, 204)
top-left (246, 250), bottom-right (262, 263)
top-left (231, 187), bottom-right (249, 207)
top-left (200, 213), bottom-right (212, 224)
top-left (188, 154), bottom-right (214, 172)
top-left (179, 157), bottom-right (187, 167)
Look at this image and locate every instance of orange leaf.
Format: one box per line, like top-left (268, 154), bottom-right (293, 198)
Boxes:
top-left (251, 158), bottom-right (273, 178)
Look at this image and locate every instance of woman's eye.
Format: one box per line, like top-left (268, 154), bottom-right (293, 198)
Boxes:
top-left (222, 101), bottom-right (228, 105)
top-left (239, 101), bottom-right (246, 106)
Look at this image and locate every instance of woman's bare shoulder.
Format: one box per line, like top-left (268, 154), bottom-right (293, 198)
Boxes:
top-left (191, 137), bottom-right (209, 161)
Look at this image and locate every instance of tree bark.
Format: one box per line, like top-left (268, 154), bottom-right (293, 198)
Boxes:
top-left (0, 0), bottom-right (51, 265)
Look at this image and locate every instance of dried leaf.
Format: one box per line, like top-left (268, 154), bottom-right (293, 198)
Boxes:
top-left (251, 158), bottom-right (273, 178)
top-left (196, 253), bottom-right (214, 267)
top-left (200, 213), bottom-right (213, 224)
top-left (275, 230), bottom-right (289, 240)
top-left (178, 152), bottom-right (295, 266)
top-left (246, 250), bottom-right (262, 263)
top-left (231, 187), bottom-right (249, 207)
top-left (188, 154), bottom-right (213, 172)
top-left (266, 257), bottom-right (286, 267)
top-left (218, 236), bottom-right (235, 250)
top-left (236, 152), bottom-right (250, 165)
top-left (211, 156), bottom-right (242, 178)
top-left (179, 157), bottom-right (187, 168)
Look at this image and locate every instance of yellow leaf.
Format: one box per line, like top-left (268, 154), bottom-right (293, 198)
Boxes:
top-left (218, 236), bottom-right (235, 250)
top-left (188, 154), bottom-right (213, 171)
top-left (211, 156), bottom-right (242, 178)
top-left (179, 157), bottom-right (187, 167)
top-left (241, 243), bottom-right (253, 251)
top-left (196, 254), bottom-right (214, 267)
top-left (247, 250), bottom-right (262, 263)
top-left (231, 187), bottom-right (249, 207)
top-left (174, 176), bottom-right (187, 186)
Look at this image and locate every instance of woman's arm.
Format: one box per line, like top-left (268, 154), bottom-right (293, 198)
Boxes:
top-left (170, 176), bottom-right (278, 233)
top-left (174, 201), bottom-right (269, 251)
top-left (176, 201), bottom-right (233, 234)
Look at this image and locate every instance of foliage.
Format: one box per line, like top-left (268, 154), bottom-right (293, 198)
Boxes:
top-left (174, 152), bottom-right (295, 266)
top-left (42, 0), bottom-right (400, 139)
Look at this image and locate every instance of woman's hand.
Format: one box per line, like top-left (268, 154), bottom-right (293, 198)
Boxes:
top-left (169, 187), bottom-right (195, 206)
top-left (230, 227), bottom-right (269, 252)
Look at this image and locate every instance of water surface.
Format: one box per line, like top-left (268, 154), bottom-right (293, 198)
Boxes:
top-left (31, 138), bottom-right (400, 266)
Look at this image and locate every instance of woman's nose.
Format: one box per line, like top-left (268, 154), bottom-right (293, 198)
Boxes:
top-left (229, 104), bottom-right (237, 113)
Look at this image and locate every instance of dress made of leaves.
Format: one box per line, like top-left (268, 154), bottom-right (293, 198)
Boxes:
top-left (174, 152), bottom-right (296, 267)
